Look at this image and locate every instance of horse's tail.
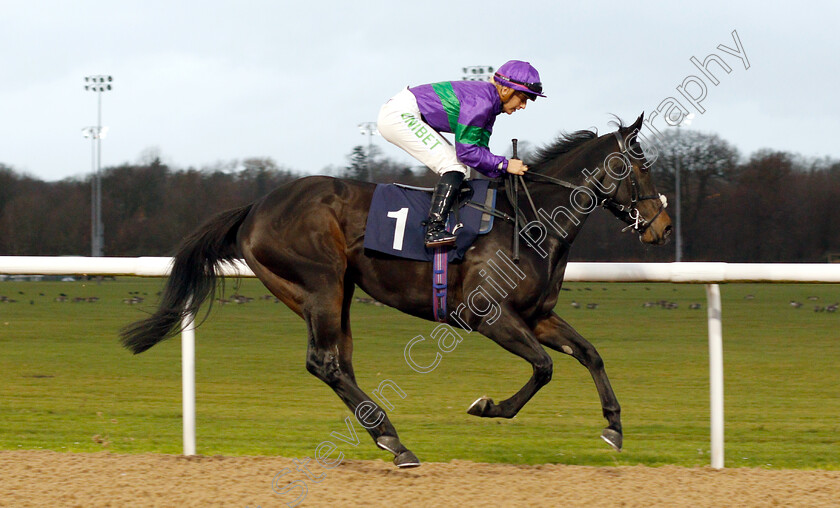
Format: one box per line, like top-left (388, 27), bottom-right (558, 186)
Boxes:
top-left (120, 204), bottom-right (254, 354)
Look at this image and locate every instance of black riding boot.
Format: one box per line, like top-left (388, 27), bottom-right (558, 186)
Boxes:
top-left (424, 171), bottom-right (464, 248)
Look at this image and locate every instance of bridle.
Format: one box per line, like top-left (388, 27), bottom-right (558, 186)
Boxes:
top-left (598, 131), bottom-right (668, 235)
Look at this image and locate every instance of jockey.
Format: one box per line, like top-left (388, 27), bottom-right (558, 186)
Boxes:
top-left (377, 60), bottom-right (545, 247)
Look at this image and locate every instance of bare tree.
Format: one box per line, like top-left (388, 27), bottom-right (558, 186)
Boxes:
top-left (649, 130), bottom-right (740, 259)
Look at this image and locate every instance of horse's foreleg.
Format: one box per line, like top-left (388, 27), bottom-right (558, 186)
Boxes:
top-left (467, 312), bottom-right (554, 419)
top-left (303, 300), bottom-right (419, 468)
top-left (533, 312), bottom-right (623, 451)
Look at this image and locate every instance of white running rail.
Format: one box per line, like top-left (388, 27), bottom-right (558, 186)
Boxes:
top-left (3, 256), bottom-right (840, 468)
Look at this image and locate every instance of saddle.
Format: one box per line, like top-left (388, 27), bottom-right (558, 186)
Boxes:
top-left (363, 179), bottom-right (497, 262)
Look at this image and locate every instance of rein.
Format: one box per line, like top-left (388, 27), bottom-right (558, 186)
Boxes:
top-left (492, 132), bottom-right (668, 260)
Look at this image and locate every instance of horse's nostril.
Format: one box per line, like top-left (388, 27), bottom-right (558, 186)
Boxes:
top-left (664, 225), bottom-right (673, 237)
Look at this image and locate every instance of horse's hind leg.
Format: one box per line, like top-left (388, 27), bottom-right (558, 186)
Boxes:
top-left (533, 312), bottom-right (623, 451)
top-left (303, 285), bottom-right (420, 468)
top-left (242, 247), bottom-right (418, 467)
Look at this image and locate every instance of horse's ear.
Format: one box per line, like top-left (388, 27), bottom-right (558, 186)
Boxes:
top-left (630, 112), bottom-right (644, 131)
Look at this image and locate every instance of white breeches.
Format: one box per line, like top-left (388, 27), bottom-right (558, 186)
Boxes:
top-left (377, 87), bottom-right (469, 177)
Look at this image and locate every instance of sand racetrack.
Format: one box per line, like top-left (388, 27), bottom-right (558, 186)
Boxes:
top-left (2, 451), bottom-right (839, 507)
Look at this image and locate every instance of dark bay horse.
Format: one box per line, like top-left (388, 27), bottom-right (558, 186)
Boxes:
top-left (121, 113), bottom-right (671, 467)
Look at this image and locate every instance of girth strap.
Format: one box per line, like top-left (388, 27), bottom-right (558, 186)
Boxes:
top-left (432, 247), bottom-right (448, 322)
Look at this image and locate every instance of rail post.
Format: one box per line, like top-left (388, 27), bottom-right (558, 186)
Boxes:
top-left (706, 283), bottom-right (724, 468)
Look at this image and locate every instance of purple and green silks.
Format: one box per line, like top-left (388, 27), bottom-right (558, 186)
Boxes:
top-left (408, 81), bottom-right (507, 178)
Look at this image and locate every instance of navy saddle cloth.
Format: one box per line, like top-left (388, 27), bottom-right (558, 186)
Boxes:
top-left (364, 180), bottom-right (495, 262)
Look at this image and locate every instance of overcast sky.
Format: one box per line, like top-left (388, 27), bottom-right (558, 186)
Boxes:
top-left (3, 1), bottom-right (838, 181)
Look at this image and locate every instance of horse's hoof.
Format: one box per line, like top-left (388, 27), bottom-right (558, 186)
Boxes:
top-left (467, 396), bottom-right (494, 417)
top-left (394, 450), bottom-right (421, 468)
top-left (601, 428), bottom-right (623, 452)
top-left (377, 436), bottom-right (420, 468)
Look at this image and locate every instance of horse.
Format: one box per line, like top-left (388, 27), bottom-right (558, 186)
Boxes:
top-left (121, 113), bottom-right (671, 468)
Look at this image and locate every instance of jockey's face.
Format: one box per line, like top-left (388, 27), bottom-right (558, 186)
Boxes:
top-left (502, 91), bottom-right (528, 115)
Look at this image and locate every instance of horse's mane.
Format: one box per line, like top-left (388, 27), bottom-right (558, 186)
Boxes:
top-left (529, 129), bottom-right (599, 168)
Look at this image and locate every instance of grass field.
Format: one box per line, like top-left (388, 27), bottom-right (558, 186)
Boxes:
top-left (0, 277), bottom-right (838, 469)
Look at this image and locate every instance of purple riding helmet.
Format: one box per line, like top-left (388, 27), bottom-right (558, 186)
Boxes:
top-left (493, 60), bottom-right (546, 101)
